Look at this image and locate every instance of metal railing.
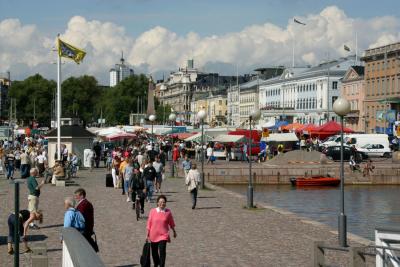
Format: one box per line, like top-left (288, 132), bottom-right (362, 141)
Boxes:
top-left (312, 240), bottom-right (400, 266)
top-left (62, 228), bottom-right (104, 267)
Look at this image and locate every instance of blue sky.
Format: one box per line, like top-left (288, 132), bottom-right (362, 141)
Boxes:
top-left (1, 0), bottom-right (399, 37)
top-left (0, 0), bottom-right (400, 83)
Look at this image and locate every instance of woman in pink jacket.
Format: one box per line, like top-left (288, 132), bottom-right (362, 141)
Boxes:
top-left (147, 195), bottom-right (177, 267)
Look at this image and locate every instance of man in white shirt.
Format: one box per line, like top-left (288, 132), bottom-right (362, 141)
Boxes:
top-left (36, 153), bottom-right (47, 176)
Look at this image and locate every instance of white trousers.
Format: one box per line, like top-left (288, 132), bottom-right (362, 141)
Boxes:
top-left (112, 168), bottom-right (118, 187)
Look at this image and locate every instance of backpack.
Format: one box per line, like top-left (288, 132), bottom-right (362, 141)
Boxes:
top-left (72, 210), bottom-right (86, 232)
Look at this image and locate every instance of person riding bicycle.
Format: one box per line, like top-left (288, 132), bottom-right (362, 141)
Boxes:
top-left (128, 167), bottom-right (146, 214)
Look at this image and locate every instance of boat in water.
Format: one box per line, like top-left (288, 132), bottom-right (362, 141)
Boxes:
top-left (290, 176), bottom-right (340, 187)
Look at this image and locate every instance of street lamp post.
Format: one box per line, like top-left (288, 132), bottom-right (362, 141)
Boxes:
top-left (197, 109), bottom-right (207, 189)
top-left (333, 97), bottom-right (351, 247)
top-left (149, 115), bottom-right (156, 151)
top-left (168, 113), bottom-right (176, 177)
top-left (248, 109), bottom-right (261, 208)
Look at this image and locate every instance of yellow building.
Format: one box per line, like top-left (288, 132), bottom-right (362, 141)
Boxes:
top-left (191, 94), bottom-right (227, 126)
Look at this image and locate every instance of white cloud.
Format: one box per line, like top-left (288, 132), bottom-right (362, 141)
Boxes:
top-left (1, 6), bottom-right (400, 84)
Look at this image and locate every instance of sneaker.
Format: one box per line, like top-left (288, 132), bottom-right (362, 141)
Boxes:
top-left (7, 247), bottom-right (14, 255)
top-left (126, 198), bottom-right (130, 202)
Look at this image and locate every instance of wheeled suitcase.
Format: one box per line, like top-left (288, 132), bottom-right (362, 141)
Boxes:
top-left (106, 174), bottom-right (113, 187)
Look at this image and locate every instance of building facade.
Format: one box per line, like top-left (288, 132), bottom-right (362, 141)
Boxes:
top-left (158, 60), bottom-right (242, 124)
top-left (239, 78), bottom-right (263, 126)
top-left (259, 56), bottom-right (356, 126)
top-left (190, 94), bottom-right (227, 126)
top-left (361, 42), bottom-right (400, 134)
top-left (340, 66), bottom-right (365, 132)
top-left (109, 54), bottom-right (134, 87)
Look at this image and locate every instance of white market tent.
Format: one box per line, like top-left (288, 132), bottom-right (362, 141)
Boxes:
top-left (261, 133), bottom-right (298, 142)
top-left (96, 127), bottom-right (124, 137)
top-left (212, 134), bottom-right (246, 143)
top-left (184, 133), bottom-right (213, 143)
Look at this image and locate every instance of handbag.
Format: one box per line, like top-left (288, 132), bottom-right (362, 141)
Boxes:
top-left (140, 241), bottom-right (151, 267)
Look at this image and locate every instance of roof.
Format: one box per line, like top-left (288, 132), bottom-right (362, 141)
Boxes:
top-left (352, 66), bottom-right (364, 76)
top-left (46, 125), bottom-right (96, 138)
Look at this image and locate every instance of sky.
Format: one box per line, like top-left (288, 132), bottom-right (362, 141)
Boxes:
top-left (0, 0), bottom-right (400, 84)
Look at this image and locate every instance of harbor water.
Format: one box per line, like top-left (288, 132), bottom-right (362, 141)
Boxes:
top-left (222, 184), bottom-right (400, 240)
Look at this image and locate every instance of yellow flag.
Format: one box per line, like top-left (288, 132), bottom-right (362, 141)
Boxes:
top-left (58, 38), bottom-right (86, 64)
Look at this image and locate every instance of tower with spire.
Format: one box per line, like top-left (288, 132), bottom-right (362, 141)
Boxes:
top-left (109, 51), bottom-right (134, 87)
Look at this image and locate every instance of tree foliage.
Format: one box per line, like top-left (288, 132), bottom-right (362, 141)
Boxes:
top-left (9, 74), bottom-right (56, 126)
top-left (61, 75), bottom-right (101, 125)
top-left (99, 74), bottom-right (148, 125)
top-left (9, 73), bottom-right (150, 127)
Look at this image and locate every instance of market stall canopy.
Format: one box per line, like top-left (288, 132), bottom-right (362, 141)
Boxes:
top-left (96, 127), bottom-right (124, 137)
top-left (171, 132), bottom-right (196, 140)
top-left (106, 132), bottom-right (137, 141)
top-left (261, 121), bottom-right (275, 128)
top-left (261, 133), bottom-right (298, 142)
top-left (281, 123), bottom-right (303, 131)
top-left (184, 133), bottom-right (212, 143)
top-left (229, 129), bottom-right (260, 142)
top-left (123, 125), bottom-right (145, 132)
top-left (295, 123), bottom-right (317, 134)
top-left (313, 121), bottom-right (353, 134)
top-left (212, 134), bottom-right (246, 143)
top-left (268, 120), bottom-right (289, 130)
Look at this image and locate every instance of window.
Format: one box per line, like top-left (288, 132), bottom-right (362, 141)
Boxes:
top-left (219, 100), bottom-right (222, 105)
top-left (332, 81), bottom-right (338, 90)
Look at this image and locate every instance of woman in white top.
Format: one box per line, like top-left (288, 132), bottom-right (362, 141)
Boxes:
top-left (185, 163), bottom-right (201, 209)
top-left (206, 145), bottom-right (214, 164)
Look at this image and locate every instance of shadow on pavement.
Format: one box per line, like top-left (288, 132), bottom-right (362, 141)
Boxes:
top-left (28, 235), bottom-right (48, 242)
top-left (0, 236), bottom-right (7, 245)
top-left (197, 196), bottom-right (216, 199)
top-left (115, 264), bottom-right (138, 267)
top-left (195, 207), bottom-right (222, 210)
top-left (47, 248), bottom-right (62, 252)
top-left (39, 224), bottom-right (63, 229)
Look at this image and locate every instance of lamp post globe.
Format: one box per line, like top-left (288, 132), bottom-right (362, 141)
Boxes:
top-left (333, 98), bottom-right (351, 116)
top-left (149, 114), bottom-right (156, 122)
top-left (197, 109), bottom-right (206, 120)
top-left (250, 109), bottom-right (261, 120)
top-left (168, 113), bottom-right (176, 121)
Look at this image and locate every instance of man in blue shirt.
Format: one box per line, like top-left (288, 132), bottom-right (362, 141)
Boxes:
top-left (63, 197), bottom-right (85, 232)
top-left (182, 156), bottom-right (192, 177)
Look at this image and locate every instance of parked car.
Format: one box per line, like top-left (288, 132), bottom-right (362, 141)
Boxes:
top-left (356, 144), bottom-right (392, 158)
top-left (322, 146), bottom-right (368, 161)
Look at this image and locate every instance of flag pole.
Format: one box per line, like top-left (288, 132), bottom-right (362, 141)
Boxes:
top-left (57, 34), bottom-right (61, 161)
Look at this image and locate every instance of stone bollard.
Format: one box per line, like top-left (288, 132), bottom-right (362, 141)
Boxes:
top-left (320, 154), bottom-right (328, 164)
top-left (311, 241), bottom-right (325, 267)
top-left (31, 242), bottom-right (48, 267)
top-left (349, 246), bottom-right (366, 267)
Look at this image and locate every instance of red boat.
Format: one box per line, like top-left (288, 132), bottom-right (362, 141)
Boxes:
top-left (290, 176), bottom-right (341, 186)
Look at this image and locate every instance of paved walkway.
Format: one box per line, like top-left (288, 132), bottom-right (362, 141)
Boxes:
top-left (0, 168), bottom-right (374, 266)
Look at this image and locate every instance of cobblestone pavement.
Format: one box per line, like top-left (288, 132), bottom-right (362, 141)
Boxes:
top-left (0, 167), bottom-right (375, 266)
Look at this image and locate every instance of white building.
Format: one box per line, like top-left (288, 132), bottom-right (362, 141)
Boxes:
top-left (259, 56), bottom-right (356, 126)
top-left (109, 54), bottom-right (134, 87)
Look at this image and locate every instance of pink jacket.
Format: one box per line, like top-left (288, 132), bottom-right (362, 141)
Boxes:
top-left (147, 208), bottom-right (176, 242)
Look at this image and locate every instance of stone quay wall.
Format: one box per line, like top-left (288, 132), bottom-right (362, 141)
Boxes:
top-left (204, 163), bottom-right (400, 185)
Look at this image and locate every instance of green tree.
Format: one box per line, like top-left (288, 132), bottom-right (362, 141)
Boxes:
top-left (99, 74), bottom-right (148, 125)
top-left (9, 74), bottom-right (56, 126)
top-left (61, 75), bottom-right (101, 125)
